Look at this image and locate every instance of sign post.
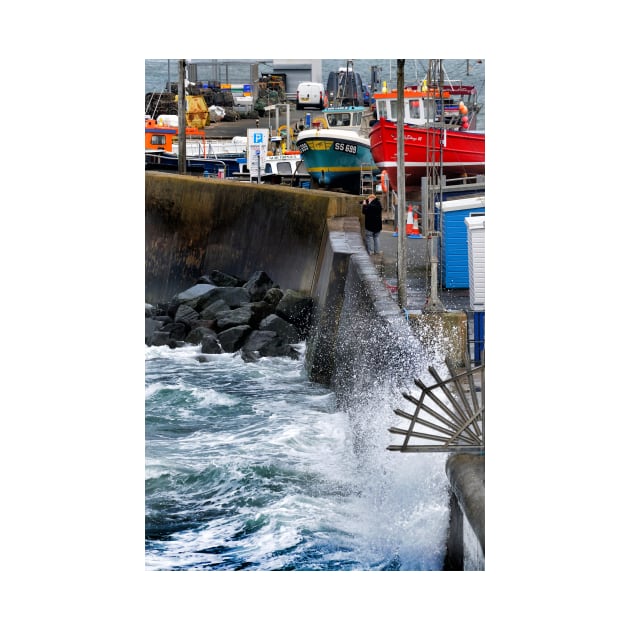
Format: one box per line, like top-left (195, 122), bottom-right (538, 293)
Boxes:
top-left (247, 128), bottom-right (269, 183)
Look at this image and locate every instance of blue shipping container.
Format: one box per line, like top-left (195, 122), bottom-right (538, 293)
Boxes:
top-left (438, 196), bottom-right (485, 289)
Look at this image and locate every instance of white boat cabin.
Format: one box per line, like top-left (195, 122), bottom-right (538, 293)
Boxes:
top-left (321, 107), bottom-right (367, 129)
top-left (373, 88), bottom-right (473, 128)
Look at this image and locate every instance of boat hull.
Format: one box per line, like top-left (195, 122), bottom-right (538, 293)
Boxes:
top-left (296, 129), bottom-right (378, 194)
top-left (145, 151), bottom-right (246, 176)
top-left (369, 119), bottom-right (485, 190)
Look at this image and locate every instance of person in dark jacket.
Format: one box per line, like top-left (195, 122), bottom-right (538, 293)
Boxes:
top-left (362, 193), bottom-right (383, 255)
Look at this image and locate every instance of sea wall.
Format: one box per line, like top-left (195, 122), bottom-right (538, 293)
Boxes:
top-left (145, 172), bottom-right (484, 569)
top-left (305, 218), bottom-right (484, 570)
top-left (145, 172), bottom-right (361, 305)
top-left (444, 454), bottom-right (485, 570)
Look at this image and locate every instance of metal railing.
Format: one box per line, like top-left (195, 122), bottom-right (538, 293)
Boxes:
top-left (388, 357), bottom-right (484, 454)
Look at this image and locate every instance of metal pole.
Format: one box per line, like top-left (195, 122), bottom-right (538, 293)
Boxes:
top-left (421, 176), bottom-right (430, 235)
top-left (251, 63), bottom-right (259, 104)
top-left (423, 60), bottom-right (445, 313)
top-left (178, 59), bottom-right (186, 175)
top-left (396, 60), bottom-right (407, 309)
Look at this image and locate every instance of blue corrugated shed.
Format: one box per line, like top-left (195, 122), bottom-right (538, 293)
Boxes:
top-left (437, 196), bottom-right (485, 289)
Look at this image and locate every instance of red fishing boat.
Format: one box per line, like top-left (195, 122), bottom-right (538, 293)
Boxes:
top-left (369, 83), bottom-right (484, 191)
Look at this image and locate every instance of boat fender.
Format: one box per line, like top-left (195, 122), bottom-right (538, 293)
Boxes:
top-left (380, 170), bottom-right (388, 193)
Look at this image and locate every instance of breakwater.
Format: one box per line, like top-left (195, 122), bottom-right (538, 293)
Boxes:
top-left (145, 171), bottom-right (484, 568)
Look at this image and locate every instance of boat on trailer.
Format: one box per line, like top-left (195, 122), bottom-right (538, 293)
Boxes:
top-left (369, 78), bottom-right (484, 192)
top-left (295, 60), bottom-right (379, 194)
top-left (295, 106), bottom-right (378, 193)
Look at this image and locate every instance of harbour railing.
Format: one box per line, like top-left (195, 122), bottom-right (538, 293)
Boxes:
top-left (388, 357), bottom-right (484, 454)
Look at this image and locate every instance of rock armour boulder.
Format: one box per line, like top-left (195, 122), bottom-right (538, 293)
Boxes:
top-left (145, 269), bottom-right (313, 361)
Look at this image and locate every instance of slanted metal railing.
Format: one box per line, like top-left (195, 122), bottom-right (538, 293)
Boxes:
top-left (388, 357), bottom-right (484, 454)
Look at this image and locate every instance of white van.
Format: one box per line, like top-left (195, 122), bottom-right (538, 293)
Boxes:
top-left (296, 82), bottom-right (327, 110)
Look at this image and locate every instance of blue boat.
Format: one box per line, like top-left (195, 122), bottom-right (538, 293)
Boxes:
top-left (145, 150), bottom-right (247, 177)
top-left (295, 106), bottom-right (379, 194)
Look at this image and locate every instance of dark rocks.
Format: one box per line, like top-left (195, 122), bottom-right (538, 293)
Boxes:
top-left (148, 330), bottom-right (171, 347)
top-left (217, 325), bottom-right (252, 353)
top-left (171, 283), bottom-right (218, 312)
top-left (263, 287), bottom-right (284, 308)
top-left (199, 286), bottom-right (250, 310)
top-left (276, 290), bottom-right (314, 338)
top-left (145, 269), bottom-right (313, 361)
top-left (244, 271), bottom-right (276, 302)
top-left (145, 318), bottom-right (164, 345)
top-left (160, 322), bottom-right (190, 341)
top-left (216, 305), bottom-right (258, 331)
top-left (199, 299), bottom-right (231, 320)
top-left (240, 330), bottom-right (300, 361)
top-left (200, 331), bottom-right (222, 354)
top-left (174, 304), bottom-right (200, 325)
top-left (259, 314), bottom-right (300, 344)
top-left (205, 270), bottom-right (244, 287)
top-left (185, 324), bottom-right (216, 345)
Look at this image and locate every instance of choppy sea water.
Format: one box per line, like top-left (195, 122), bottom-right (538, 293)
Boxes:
top-left (145, 342), bottom-right (450, 571)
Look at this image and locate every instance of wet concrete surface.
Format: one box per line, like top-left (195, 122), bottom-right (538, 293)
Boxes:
top-left (372, 222), bottom-right (471, 313)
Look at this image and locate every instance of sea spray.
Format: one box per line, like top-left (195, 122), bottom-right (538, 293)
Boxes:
top-left (146, 339), bottom-right (450, 570)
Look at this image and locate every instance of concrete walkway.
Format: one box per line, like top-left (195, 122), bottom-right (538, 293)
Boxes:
top-left (371, 222), bottom-right (471, 313)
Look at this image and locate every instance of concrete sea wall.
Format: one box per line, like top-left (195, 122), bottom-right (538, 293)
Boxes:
top-left (145, 172), bottom-right (484, 568)
top-left (145, 172), bottom-right (360, 305)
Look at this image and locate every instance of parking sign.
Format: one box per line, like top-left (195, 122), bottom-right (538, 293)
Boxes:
top-left (247, 128), bottom-right (269, 179)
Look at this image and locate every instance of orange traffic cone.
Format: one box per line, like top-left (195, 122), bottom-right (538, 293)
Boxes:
top-left (407, 205), bottom-right (422, 239)
top-left (405, 205), bottom-right (414, 235)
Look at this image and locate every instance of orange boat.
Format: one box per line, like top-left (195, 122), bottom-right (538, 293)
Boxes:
top-left (145, 118), bottom-right (206, 153)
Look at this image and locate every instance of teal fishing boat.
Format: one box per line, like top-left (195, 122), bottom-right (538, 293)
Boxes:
top-left (295, 106), bottom-right (378, 194)
top-left (295, 61), bottom-right (379, 194)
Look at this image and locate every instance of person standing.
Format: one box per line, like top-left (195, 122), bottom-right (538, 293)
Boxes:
top-left (362, 193), bottom-right (383, 255)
